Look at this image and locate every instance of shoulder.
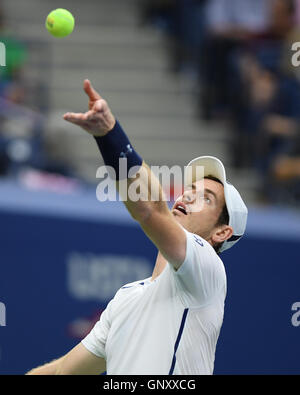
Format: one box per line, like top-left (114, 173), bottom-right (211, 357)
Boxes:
top-left (183, 228), bottom-right (219, 259)
top-left (179, 228), bottom-right (226, 279)
top-left (170, 229), bottom-right (226, 307)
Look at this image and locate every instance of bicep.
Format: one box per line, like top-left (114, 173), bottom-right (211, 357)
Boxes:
top-left (139, 209), bottom-right (187, 270)
top-left (57, 343), bottom-right (106, 375)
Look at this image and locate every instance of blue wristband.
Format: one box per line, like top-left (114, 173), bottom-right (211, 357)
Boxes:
top-left (94, 120), bottom-right (143, 180)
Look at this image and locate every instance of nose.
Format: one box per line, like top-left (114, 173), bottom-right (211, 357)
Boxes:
top-left (182, 188), bottom-right (196, 204)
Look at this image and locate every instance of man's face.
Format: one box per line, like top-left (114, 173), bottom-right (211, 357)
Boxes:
top-left (171, 178), bottom-right (227, 242)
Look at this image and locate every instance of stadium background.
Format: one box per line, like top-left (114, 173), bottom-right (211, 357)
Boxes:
top-left (0, 0), bottom-right (300, 375)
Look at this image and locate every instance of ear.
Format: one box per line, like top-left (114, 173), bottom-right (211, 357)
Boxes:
top-left (212, 225), bottom-right (233, 245)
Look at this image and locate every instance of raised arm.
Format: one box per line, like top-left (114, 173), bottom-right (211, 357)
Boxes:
top-left (64, 80), bottom-right (187, 269)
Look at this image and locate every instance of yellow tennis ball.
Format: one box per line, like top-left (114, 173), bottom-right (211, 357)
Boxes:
top-left (46, 9), bottom-right (75, 38)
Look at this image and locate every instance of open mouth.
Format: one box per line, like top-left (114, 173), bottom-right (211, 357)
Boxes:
top-left (174, 202), bottom-right (188, 215)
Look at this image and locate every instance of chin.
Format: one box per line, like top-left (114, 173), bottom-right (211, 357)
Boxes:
top-left (172, 211), bottom-right (186, 225)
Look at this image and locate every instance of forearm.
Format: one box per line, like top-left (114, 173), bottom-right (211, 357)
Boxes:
top-left (94, 120), bottom-right (169, 222)
top-left (118, 161), bottom-right (169, 223)
top-left (26, 358), bottom-right (62, 375)
top-left (26, 344), bottom-right (106, 375)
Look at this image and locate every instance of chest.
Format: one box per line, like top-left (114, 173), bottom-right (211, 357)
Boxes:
top-left (105, 272), bottom-right (184, 356)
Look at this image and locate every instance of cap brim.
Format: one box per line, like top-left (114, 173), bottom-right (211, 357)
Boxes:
top-left (185, 156), bottom-right (227, 187)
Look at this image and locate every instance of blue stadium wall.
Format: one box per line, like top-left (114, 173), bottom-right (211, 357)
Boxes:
top-left (0, 181), bottom-right (299, 375)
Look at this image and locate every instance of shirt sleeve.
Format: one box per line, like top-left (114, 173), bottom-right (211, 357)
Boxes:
top-left (171, 229), bottom-right (227, 308)
top-left (81, 300), bottom-right (113, 359)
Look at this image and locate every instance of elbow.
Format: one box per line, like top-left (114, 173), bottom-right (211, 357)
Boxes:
top-left (130, 205), bottom-right (153, 224)
top-left (130, 203), bottom-right (166, 224)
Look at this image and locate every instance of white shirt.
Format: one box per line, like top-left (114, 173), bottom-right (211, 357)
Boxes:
top-left (81, 229), bottom-right (227, 375)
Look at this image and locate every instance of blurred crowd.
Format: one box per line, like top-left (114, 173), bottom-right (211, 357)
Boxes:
top-left (0, 0), bottom-right (300, 204)
top-left (141, 0), bottom-right (300, 205)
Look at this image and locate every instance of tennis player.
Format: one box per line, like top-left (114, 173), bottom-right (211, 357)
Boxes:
top-left (27, 80), bottom-right (248, 375)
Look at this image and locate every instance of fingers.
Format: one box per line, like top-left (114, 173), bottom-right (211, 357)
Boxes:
top-left (64, 110), bottom-right (96, 122)
top-left (64, 99), bottom-right (107, 120)
top-left (64, 112), bottom-right (82, 121)
top-left (63, 113), bottom-right (93, 132)
top-left (63, 113), bottom-right (84, 125)
top-left (83, 79), bottom-right (102, 101)
top-left (63, 114), bottom-right (88, 130)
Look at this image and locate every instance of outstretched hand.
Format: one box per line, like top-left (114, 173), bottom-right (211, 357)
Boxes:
top-left (63, 79), bottom-right (116, 137)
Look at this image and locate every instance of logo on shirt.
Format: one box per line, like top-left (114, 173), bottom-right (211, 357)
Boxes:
top-left (193, 235), bottom-right (204, 247)
top-left (120, 144), bottom-right (133, 158)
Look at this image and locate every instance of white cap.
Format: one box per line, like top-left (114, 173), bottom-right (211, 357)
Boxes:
top-left (185, 156), bottom-right (248, 253)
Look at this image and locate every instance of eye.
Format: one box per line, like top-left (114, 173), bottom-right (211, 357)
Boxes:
top-left (204, 196), bottom-right (211, 204)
